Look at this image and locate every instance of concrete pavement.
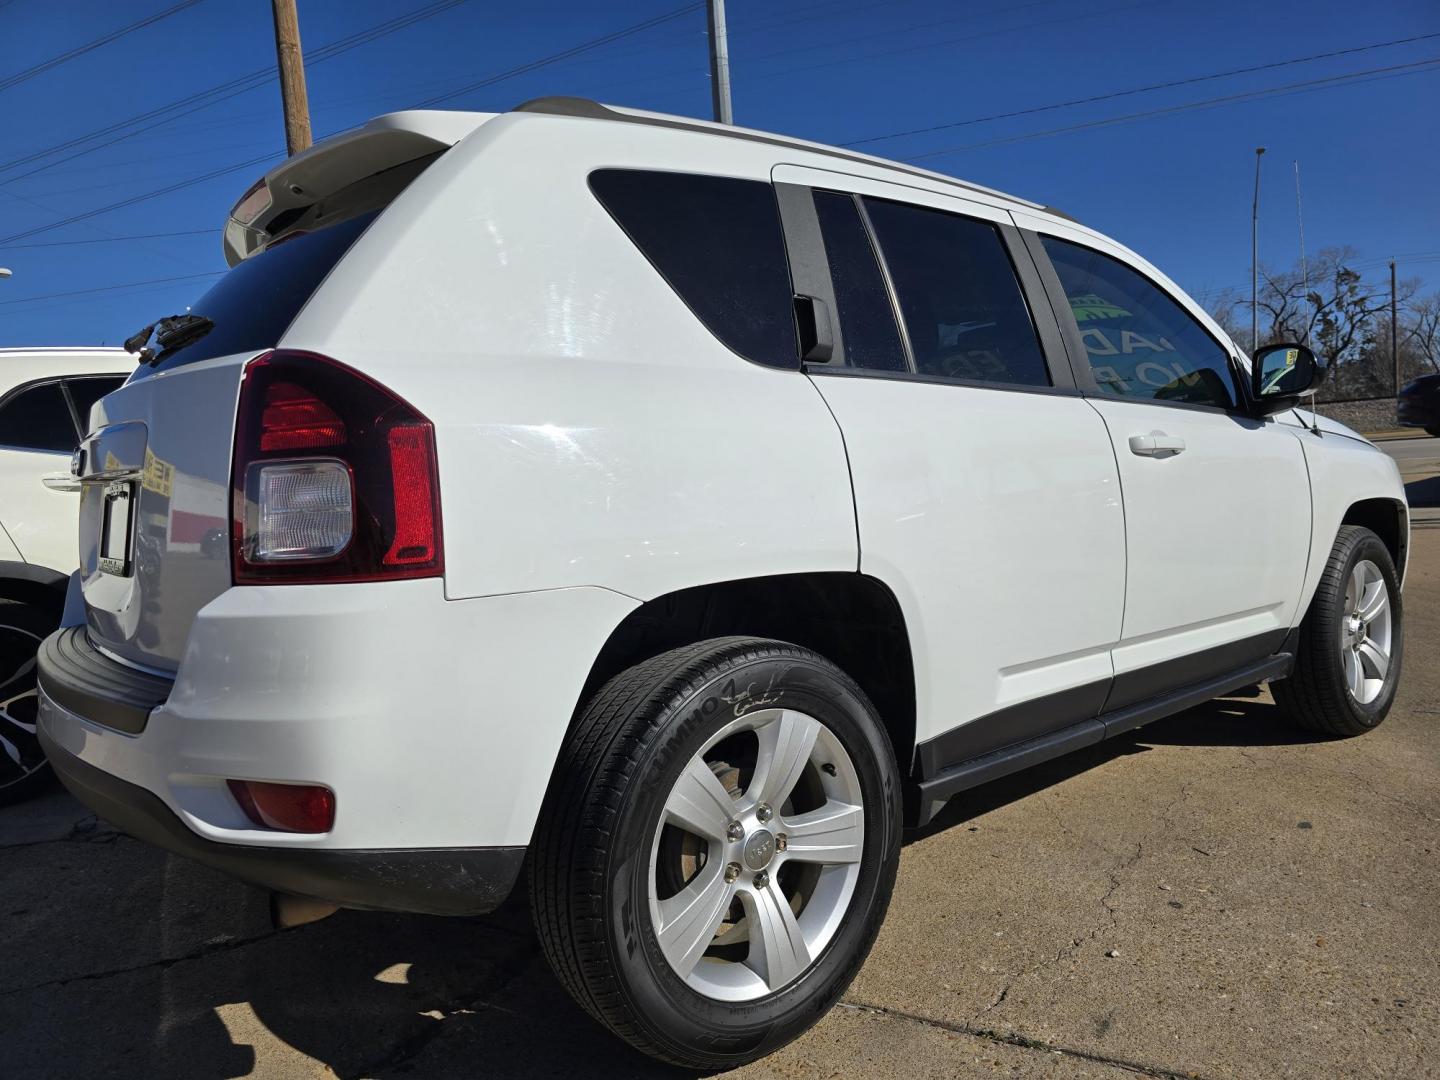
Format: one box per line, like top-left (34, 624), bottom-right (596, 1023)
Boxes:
top-left (4, 534), bottom-right (1439, 1079)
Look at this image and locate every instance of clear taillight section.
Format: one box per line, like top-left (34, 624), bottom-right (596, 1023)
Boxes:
top-left (232, 350), bottom-right (443, 584)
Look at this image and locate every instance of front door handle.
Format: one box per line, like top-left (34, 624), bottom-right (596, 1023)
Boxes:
top-left (1128, 432), bottom-right (1186, 457)
top-left (41, 473), bottom-right (82, 492)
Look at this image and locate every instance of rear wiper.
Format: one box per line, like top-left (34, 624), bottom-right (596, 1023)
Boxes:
top-left (123, 314), bottom-right (215, 365)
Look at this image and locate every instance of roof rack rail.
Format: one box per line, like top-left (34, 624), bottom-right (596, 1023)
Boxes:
top-left (511, 96), bottom-right (1072, 221)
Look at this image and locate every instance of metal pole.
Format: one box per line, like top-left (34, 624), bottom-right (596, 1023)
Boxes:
top-left (1252, 146), bottom-right (1265, 355)
top-left (707, 0), bottom-right (733, 125)
top-left (1294, 159), bottom-right (1310, 346)
top-left (1391, 258), bottom-right (1399, 392)
top-left (271, 0), bottom-right (312, 156)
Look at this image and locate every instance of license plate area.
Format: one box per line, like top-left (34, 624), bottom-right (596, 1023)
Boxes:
top-left (98, 480), bottom-right (136, 577)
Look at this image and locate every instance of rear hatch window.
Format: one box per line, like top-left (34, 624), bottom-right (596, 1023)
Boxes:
top-left (133, 209), bottom-right (378, 379)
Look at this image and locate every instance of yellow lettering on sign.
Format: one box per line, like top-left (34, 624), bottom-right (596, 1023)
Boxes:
top-left (142, 447), bottom-right (174, 497)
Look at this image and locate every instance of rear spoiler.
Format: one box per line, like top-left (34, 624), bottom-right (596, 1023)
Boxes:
top-left (223, 110), bottom-right (493, 266)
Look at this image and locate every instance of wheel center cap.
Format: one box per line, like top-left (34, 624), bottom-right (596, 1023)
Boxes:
top-left (743, 829), bottom-right (776, 871)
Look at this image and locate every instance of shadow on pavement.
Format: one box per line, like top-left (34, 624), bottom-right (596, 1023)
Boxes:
top-left (1406, 474), bottom-right (1440, 507)
top-left (5, 696), bottom-right (1324, 1079)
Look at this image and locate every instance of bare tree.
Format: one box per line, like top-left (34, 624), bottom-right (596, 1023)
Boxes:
top-left (1404, 291), bottom-right (1440, 375)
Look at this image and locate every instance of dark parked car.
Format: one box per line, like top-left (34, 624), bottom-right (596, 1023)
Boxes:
top-left (1398, 373), bottom-right (1440, 436)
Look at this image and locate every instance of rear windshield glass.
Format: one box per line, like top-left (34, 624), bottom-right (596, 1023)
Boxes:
top-left (135, 210), bottom-right (378, 377)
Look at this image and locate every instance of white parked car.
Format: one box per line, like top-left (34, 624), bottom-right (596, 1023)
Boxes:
top-left (0, 348), bottom-right (126, 803)
top-left (37, 101), bottom-right (1407, 1067)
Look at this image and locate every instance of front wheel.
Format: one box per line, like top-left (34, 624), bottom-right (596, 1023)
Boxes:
top-left (1273, 525), bottom-right (1403, 736)
top-left (0, 600), bottom-right (61, 805)
top-left (529, 638), bottom-right (901, 1069)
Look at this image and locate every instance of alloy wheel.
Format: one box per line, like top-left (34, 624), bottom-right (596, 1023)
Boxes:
top-left (0, 623), bottom-right (44, 792)
top-left (1339, 558), bottom-right (1392, 705)
top-left (648, 707), bottom-right (865, 1002)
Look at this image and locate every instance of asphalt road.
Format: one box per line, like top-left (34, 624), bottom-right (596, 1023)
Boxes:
top-left (4, 543), bottom-right (1438, 1078)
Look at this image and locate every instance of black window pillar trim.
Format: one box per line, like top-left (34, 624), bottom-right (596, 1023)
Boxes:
top-left (852, 194), bottom-right (918, 375)
top-left (774, 182), bottom-right (844, 368)
top-left (999, 222), bottom-right (1075, 392)
top-left (1018, 228), bottom-right (1097, 395)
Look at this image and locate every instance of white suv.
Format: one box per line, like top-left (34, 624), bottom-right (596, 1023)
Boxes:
top-left (37, 100), bottom-right (1407, 1068)
top-left (0, 348), bottom-right (126, 802)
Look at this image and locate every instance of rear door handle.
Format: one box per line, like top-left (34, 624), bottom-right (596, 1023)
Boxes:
top-left (41, 473), bottom-right (82, 492)
top-left (1128, 432), bottom-right (1186, 457)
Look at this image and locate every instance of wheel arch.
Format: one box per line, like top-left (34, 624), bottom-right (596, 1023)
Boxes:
top-left (0, 561), bottom-right (68, 612)
top-left (570, 571), bottom-right (918, 777)
top-left (1340, 498), bottom-right (1408, 583)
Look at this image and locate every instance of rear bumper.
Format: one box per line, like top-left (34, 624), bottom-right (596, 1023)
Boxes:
top-left (40, 723), bottom-right (523, 915)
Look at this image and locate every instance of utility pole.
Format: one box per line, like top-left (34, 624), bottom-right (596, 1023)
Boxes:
top-left (1391, 258), bottom-right (1399, 392)
top-left (271, 0), bottom-right (312, 156)
top-left (707, 0), bottom-right (733, 125)
top-left (1251, 146), bottom-right (1265, 355)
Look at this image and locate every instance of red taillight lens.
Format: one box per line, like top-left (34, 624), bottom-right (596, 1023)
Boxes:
top-left (228, 779), bottom-right (335, 833)
top-left (259, 382), bottom-right (346, 451)
top-left (232, 350), bottom-right (443, 584)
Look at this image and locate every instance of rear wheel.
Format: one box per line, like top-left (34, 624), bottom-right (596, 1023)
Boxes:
top-left (529, 637), bottom-right (901, 1069)
top-left (0, 600), bottom-right (60, 805)
top-left (1273, 526), bottom-right (1403, 736)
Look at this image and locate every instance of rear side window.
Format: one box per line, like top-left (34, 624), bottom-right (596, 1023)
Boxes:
top-left (863, 198), bottom-right (1049, 387)
top-left (812, 190), bottom-right (907, 372)
top-left (590, 170), bottom-right (797, 369)
top-left (140, 210), bottom-right (380, 377)
top-left (0, 382), bottom-right (77, 452)
top-left (1042, 237), bottom-right (1236, 409)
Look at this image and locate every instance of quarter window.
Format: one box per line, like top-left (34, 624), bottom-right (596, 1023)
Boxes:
top-left (812, 190), bottom-right (907, 372)
top-left (0, 382), bottom-right (78, 453)
top-left (1042, 237), bottom-right (1236, 409)
top-left (862, 198), bottom-right (1049, 386)
top-left (590, 169), bottom-right (798, 369)
top-left (64, 376), bottom-right (125, 436)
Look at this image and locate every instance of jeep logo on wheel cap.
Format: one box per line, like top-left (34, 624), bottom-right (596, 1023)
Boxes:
top-left (743, 829), bottom-right (776, 871)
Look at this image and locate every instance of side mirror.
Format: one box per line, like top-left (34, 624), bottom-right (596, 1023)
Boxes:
top-left (1250, 343), bottom-right (1319, 414)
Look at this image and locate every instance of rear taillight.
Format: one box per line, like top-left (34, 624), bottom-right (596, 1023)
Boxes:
top-left (232, 350), bottom-right (443, 584)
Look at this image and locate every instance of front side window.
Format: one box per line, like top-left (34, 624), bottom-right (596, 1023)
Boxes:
top-left (0, 382), bottom-right (77, 453)
top-left (590, 169), bottom-right (798, 369)
top-left (862, 197), bottom-right (1049, 386)
top-left (1042, 237), bottom-right (1236, 409)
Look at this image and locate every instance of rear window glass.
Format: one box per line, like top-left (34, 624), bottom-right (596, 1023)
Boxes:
top-left (589, 169), bottom-right (798, 369)
top-left (138, 210), bottom-right (379, 377)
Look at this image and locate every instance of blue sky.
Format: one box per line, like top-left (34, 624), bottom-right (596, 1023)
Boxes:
top-left (1, 0), bottom-right (1436, 346)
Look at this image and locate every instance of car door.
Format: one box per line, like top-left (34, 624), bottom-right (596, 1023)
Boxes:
top-left (1018, 216), bottom-right (1311, 707)
top-left (0, 375), bottom-right (124, 573)
top-left (773, 165), bottom-right (1127, 776)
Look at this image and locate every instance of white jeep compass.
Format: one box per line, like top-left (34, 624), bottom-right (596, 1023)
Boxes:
top-left (38, 99), bottom-right (1408, 1069)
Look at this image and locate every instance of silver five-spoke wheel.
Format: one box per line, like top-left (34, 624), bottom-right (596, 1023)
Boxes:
top-left (648, 707), bottom-right (864, 1002)
top-left (1339, 558), bottom-right (1391, 705)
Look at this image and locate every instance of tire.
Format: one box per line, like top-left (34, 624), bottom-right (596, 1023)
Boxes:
top-left (528, 637), bottom-right (902, 1069)
top-left (1272, 526), bottom-right (1403, 736)
top-left (0, 599), bottom-right (61, 805)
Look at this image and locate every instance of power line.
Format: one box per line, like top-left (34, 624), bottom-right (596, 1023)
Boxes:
top-left (0, 0), bottom-right (205, 94)
top-left (905, 57), bottom-right (1440, 160)
top-left (0, 0), bottom-right (470, 184)
top-left (845, 31), bottom-right (1440, 147)
top-left (1, 229), bottom-right (218, 249)
top-left (411, 2), bottom-right (703, 107)
top-left (0, 271), bottom-right (224, 307)
top-left (0, 4), bottom-right (706, 246)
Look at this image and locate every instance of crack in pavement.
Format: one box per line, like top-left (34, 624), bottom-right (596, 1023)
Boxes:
top-left (0, 925), bottom-right (295, 999)
top-left (0, 815), bottom-right (119, 851)
top-left (839, 1000), bottom-right (1214, 1079)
